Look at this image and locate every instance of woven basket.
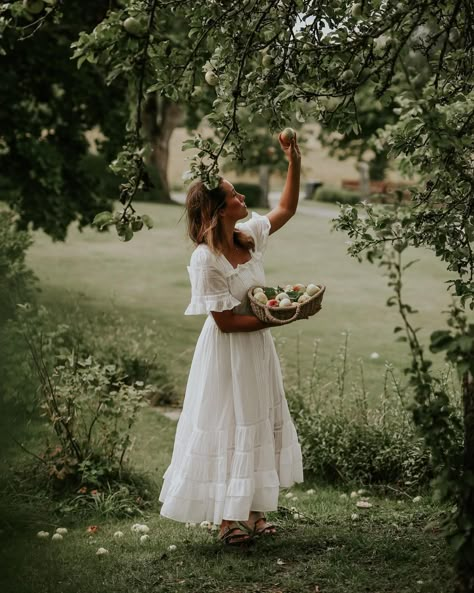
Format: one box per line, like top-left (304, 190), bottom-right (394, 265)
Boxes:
top-left (248, 285), bottom-right (326, 326)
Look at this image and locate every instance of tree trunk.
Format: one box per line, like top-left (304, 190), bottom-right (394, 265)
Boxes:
top-left (141, 94), bottom-right (183, 203)
top-left (456, 369), bottom-right (474, 593)
top-left (258, 164), bottom-right (271, 208)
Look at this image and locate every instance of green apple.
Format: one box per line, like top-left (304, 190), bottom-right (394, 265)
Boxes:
top-left (262, 54), bottom-right (273, 68)
top-left (306, 283), bottom-right (319, 296)
top-left (280, 127), bottom-right (295, 145)
top-left (123, 17), bottom-right (145, 37)
top-left (205, 70), bottom-right (219, 86)
top-left (253, 287), bottom-right (264, 295)
top-left (23, 0), bottom-right (44, 14)
top-left (351, 3), bottom-right (362, 18)
top-left (341, 69), bottom-right (355, 82)
top-left (255, 292), bottom-right (268, 304)
top-left (279, 298), bottom-right (293, 308)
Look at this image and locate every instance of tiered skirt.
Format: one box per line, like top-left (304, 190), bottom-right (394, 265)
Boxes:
top-left (159, 316), bottom-right (303, 525)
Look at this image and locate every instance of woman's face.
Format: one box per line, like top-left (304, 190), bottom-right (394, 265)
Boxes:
top-left (219, 179), bottom-right (248, 221)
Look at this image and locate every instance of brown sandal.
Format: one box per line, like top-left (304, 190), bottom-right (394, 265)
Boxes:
top-left (253, 516), bottom-right (277, 536)
top-left (218, 521), bottom-right (253, 547)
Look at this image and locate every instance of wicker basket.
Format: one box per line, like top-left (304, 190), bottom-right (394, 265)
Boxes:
top-left (248, 284), bottom-right (326, 326)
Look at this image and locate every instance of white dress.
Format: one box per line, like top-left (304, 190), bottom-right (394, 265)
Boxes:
top-left (159, 212), bottom-right (303, 524)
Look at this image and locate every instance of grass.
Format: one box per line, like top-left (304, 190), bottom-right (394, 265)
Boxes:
top-left (25, 199), bottom-right (454, 398)
top-left (1, 197), bottom-right (459, 591)
top-left (1, 408), bottom-right (455, 593)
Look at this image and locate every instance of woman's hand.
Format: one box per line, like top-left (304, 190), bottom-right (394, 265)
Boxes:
top-left (278, 132), bottom-right (301, 165)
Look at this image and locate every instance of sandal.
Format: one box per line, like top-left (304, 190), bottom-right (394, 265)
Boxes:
top-left (218, 521), bottom-right (253, 547)
top-left (253, 516), bottom-right (277, 536)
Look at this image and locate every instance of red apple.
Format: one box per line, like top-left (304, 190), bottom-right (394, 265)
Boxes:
top-left (267, 299), bottom-right (279, 307)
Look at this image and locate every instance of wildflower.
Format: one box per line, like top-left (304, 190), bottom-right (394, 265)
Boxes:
top-left (210, 524), bottom-right (219, 532)
top-left (36, 531), bottom-right (49, 539)
top-left (199, 521), bottom-right (210, 529)
top-left (351, 513), bottom-right (359, 521)
top-left (77, 486), bottom-right (88, 494)
top-left (306, 489), bottom-right (315, 495)
top-left (55, 528), bottom-right (68, 535)
top-left (96, 547), bottom-right (109, 555)
top-left (412, 496), bottom-right (422, 503)
top-left (284, 492), bottom-right (294, 499)
top-left (140, 534), bottom-right (150, 544)
top-left (356, 501), bottom-right (372, 509)
top-left (357, 489), bottom-right (367, 495)
top-left (293, 513), bottom-right (301, 520)
top-left (168, 544), bottom-right (177, 551)
top-left (113, 531), bottom-right (124, 539)
top-left (86, 525), bottom-right (99, 534)
top-left (350, 491), bottom-right (358, 499)
top-left (370, 352), bottom-right (380, 360)
top-left (90, 490), bottom-right (99, 496)
top-left (340, 493), bottom-right (348, 500)
top-left (276, 558), bottom-right (285, 565)
top-left (51, 533), bottom-right (63, 542)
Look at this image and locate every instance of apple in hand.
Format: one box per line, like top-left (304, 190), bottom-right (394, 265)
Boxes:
top-left (280, 127), bottom-right (295, 146)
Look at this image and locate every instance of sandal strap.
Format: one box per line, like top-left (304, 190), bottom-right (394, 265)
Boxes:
top-left (219, 521), bottom-right (252, 545)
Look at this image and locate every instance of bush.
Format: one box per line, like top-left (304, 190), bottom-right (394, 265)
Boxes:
top-left (234, 183), bottom-right (263, 208)
top-left (283, 334), bottom-right (463, 491)
top-left (0, 210), bottom-right (38, 324)
top-left (312, 185), bottom-right (361, 205)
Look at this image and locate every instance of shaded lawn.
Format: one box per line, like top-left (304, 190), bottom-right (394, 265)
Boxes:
top-left (0, 409), bottom-right (454, 593)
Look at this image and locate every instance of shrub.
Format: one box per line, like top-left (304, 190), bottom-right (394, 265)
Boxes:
top-left (312, 185), bottom-right (361, 205)
top-left (283, 334), bottom-right (463, 491)
top-left (0, 210), bottom-right (38, 324)
top-left (234, 183), bottom-right (263, 208)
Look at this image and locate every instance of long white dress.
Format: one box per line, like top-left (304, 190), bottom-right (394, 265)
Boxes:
top-left (159, 212), bottom-right (303, 524)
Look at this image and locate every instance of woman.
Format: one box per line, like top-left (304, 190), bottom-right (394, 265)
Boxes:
top-left (159, 133), bottom-right (304, 546)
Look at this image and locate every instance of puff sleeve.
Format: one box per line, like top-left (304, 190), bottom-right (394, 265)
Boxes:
top-left (184, 246), bottom-right (241, 315)
top-left (235, 211), bottom-right (271, 255)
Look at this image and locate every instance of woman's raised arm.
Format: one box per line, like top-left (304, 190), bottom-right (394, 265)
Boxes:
top-left (266, 132), bottom-right (301, 236)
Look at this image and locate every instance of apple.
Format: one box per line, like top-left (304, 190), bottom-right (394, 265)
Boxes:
top-left (284, 284), bottom-right (293, 292)
top-left (267, 299), bottom-right (279, 307)
top-left (255, 292), bottom-right (268, 304)
top-left (276, 292), bottom-right (290, 302)
top-left (131, 219), bottom-right (143, 231)
top-left (280, 127), bottom-right (295, 145)
top-left (205, 70), bottom-right (219, 86)
top-left (123, 17), bottom-right (144, 37)
top-left (449, 28), bottom-right (461, 44)
top-left (341, 69), bottom-right (355, 82)
top-left (298, 293), bottom-right (310, 303)
top-left (23, 0), bottom-right (44, 14)
top-left (279, 298), bottom-right (293, 308)
top-left (293, 283), bottom-right (306, 292)
top-left (351, 3), bottom-right (362, 18)
top-left (253, 287), bottom-right (264, 295)
top-left (306, 283), bottom-right (319, 296)
top-left (262, 54), bottom-right (273, 68)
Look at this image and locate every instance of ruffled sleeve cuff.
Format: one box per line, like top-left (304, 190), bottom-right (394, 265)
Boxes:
top-left (184, 294), bottom-right (241, 316)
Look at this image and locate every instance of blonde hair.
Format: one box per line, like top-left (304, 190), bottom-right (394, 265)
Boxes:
top-left (185, 179), bottom-right (255, 254)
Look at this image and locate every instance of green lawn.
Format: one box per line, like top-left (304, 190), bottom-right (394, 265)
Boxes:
top-left (0, 408), bottom-right (454, 593)
top-left (25, 199), bottom-right (454, 397)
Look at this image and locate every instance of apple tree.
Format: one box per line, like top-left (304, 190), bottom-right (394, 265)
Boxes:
top-left (2, 0), bottom-right (474, 589)
top-left (69, 0), bottom-right (474, 587)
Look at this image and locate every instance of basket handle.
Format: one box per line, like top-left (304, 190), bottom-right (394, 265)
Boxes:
top-left (264, 304), bottom-right (302, 325)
